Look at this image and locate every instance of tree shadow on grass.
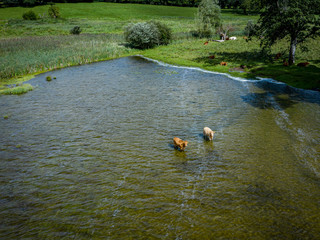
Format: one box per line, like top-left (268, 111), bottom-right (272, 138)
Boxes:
top-left (310, 59), bottom-right (320, 64)
top-left (193, 49), bottom-right (273, 69)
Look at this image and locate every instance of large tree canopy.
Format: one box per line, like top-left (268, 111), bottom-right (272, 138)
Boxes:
top-left (254, 0), bottom-right (320, 65)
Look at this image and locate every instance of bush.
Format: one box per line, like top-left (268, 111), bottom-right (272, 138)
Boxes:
top-left (70, 26), bottom-right (82, 35)
top-left (151, 21), bottom-right (172, 45)
top-left (124, 22), bottom-right (160, 49)
top-left (22, 10), bottom-right (38, 20)
top-left (48, 5), bottom-right (60, 18)
top-left (0, 84), bottom-right (34, 95)
top-left (244, 20), bottom-right (255, 37)
top-left (124, 21), bottom-right (172, 49)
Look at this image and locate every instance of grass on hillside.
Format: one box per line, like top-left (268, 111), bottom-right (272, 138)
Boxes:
top-left (0, 3), bottom-right (196, 20)
top-left (0, 3), bottom-right (258, 37)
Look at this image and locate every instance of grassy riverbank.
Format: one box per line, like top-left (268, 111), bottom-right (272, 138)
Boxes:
top-left (142, 37), bottom-right (320, 90)
top-left (0, 3), bottom-right (319, 91)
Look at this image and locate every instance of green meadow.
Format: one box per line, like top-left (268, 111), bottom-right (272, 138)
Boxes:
top-left (0, 2), bottom-right (319, 91)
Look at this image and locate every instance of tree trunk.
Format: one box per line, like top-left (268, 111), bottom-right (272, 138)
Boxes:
top-left (289, 36), bottom-right (297, 65)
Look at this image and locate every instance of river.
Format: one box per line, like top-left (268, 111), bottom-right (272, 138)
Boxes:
top-left (1, 56), bottom-right (319, 239)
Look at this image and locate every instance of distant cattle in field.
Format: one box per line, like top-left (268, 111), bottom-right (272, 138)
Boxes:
top-left (275, 53), bottom-right (282, 60)
top-left (243, 36), bottom-right (248, 40)
top-left (297, 62), bottom-right (310, 67)
top-left (204, 41), bottom-right (209, 45)
top-left (240, 65), bottom-right (246, 69)
top-left (229, 36), bottom-right (237, 40)
top-left (220, 62), bottom-right (227, 66)
top-left (220, 33), bottom-right (228, 40)
top-left (209, 55), bottom-right (215, 59)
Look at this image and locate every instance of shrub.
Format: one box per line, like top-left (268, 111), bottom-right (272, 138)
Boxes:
top-left (70, 26), bottom-right (82, 35)
top-left (124, 21), bottom-right (172, 49)
top-left (22, 10), bottom-right (38, 20)
top-left (151, 21), bottom-right (172, 45)
top-left (0, 84), bottom-right (34, 95)
top-left (48, 5), bottom-right (60, 18)
top-left (124, 22), bottom-right (160, 49)
top-left (244, 20), bottom-right (255, 37)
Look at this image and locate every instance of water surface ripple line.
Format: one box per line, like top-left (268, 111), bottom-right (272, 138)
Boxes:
top-left (137, 54), bottom-right (286, 84)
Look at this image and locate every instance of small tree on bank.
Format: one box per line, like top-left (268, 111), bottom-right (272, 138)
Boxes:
top-left (48, 5), bottom-right (60, 19)
top-left (196, 0), bottom-right (221, 37)
top-left (254, 0), bottom-right (320, 65)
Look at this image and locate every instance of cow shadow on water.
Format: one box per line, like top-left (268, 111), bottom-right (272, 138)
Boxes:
top-left (168, 136), bottom-right (226, 176)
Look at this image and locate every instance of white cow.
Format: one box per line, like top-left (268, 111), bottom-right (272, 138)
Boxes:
top-left (203, 127), bottom-right (215, 141)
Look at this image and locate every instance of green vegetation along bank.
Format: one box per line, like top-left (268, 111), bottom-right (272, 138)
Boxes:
top-left (0, 3), bottom-right (319, 92)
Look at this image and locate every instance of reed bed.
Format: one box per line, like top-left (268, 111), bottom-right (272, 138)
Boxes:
top-left (0, 34), bottom-right (137, 81)
top-left (0, 83), bottom-right (33, 95)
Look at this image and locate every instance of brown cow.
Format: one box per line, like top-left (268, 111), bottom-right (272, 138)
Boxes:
top-left (275, 53), bottom-right (282, 60)
top-left (297, 62), bottom-right (310, 67)
top-left (173, 137), bottom-right (188, 151)
top-left (240, 65), bottom-right (247, 69)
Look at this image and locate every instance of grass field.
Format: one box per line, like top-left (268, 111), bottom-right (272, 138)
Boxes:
top-left (0, 3), bottom-right (256, 37)
top-left (0, 3), bottom-right (319, 90)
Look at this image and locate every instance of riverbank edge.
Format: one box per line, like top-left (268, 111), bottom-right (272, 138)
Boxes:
top-left (0, 53), bottom-right (315, 94)
top-left (0, 53), bottom-right (135, 93)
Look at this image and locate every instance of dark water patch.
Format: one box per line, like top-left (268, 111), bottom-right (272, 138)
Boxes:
top-left (241, 92), bottom-right (299, 109)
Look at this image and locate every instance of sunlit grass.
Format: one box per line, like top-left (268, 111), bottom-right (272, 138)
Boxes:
top-left (0, 3), bottom-right (257, 38)
top-left (0, 3), bottom-right (197, 20)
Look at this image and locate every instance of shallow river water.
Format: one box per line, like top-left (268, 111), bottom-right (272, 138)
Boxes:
top-left (1, 56), bottom-right (320, 239)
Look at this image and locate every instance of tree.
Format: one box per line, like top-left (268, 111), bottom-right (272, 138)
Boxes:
top-left (217, 23), bottom-right (235, 39)
top-left (196, 0), bottom-right (221, 37)
top-left (48, 5), bottom-right (60, 18)
top-left (254, 0), bottom-right (320, 65)
top-left (240, 0), bottom-right (262, 14)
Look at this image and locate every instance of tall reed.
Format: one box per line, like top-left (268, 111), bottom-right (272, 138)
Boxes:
top-left (0, 34), bottom-right (137, 81)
